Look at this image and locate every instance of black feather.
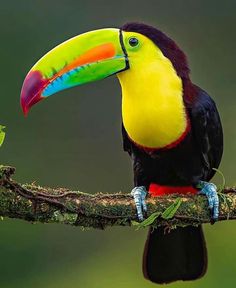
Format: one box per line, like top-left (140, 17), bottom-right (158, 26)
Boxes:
top-left (143, 226), bottom-right (207, 284)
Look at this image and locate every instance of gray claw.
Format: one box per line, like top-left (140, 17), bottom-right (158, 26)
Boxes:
top-left (131, 186), bottom-right (147, 221)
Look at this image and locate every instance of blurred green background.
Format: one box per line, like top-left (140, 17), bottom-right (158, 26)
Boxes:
top-left (0, 1), bottom-right (236, 287)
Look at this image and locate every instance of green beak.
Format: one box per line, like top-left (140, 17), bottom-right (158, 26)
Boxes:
top-left (20, 28), bottom-right (129, 115)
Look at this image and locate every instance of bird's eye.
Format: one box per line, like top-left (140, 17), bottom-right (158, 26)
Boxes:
top-left (128, 37), bottom-right (139, 47)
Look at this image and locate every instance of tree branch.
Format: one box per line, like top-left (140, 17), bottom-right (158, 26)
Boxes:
top-left (0, 165), bottom-right (236, 229)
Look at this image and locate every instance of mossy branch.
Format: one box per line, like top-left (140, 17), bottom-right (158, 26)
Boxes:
top-left (0, 165), bottom-right (236, 229)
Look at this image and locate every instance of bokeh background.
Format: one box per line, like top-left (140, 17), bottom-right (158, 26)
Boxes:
top-left (1, 1), bottom-right (236, 287)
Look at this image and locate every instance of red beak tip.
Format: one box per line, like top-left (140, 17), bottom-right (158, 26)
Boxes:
top-left (20, 98), bottom-right (29, 117)
top-left (20, 70), bottom-right (46, 117)
top-left (23, 110), bottom-right (29, 117)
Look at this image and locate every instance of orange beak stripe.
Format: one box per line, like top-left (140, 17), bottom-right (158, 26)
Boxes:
top-left (51, 43), bottom-right (116, 82)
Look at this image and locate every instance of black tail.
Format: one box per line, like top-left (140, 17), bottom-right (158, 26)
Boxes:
top-left (143, 225), bottom-right (207, 284)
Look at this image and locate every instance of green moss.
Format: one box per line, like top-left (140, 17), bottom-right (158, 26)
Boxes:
top-left (52, 210), bottom-right (78, 224)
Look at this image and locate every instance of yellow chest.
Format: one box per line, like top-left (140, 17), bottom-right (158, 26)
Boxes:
top-left (118, 61), bottom-right (187, 149)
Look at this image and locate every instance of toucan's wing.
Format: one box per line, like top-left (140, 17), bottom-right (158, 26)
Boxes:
top-left (186, 86), bottom-right (223, 180)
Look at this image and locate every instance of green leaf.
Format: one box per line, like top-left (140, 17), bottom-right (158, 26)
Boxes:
top-left (162, 198), bottom-right (182, 219)
top-left (0, 125), bottom-right (6, 147)
top-left (132, 198), bottom-right (182, 230)
top-left (132, 212), bottom-right (162, 230)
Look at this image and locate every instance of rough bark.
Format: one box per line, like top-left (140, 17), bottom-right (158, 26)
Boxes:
top-left (0, 165), bottom-right (235, 229)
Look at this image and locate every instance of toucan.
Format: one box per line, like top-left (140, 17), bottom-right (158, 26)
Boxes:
top-left (20, 22), bottom-right (223, 284)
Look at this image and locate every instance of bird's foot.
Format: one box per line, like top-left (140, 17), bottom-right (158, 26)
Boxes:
top-left (131, 186), bottom-right (147, 221)
top-left (197, 181), bottom-right (219, 223)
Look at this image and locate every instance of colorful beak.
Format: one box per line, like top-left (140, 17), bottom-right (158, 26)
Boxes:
top-left (20, 28), bottom-right (128, 115)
